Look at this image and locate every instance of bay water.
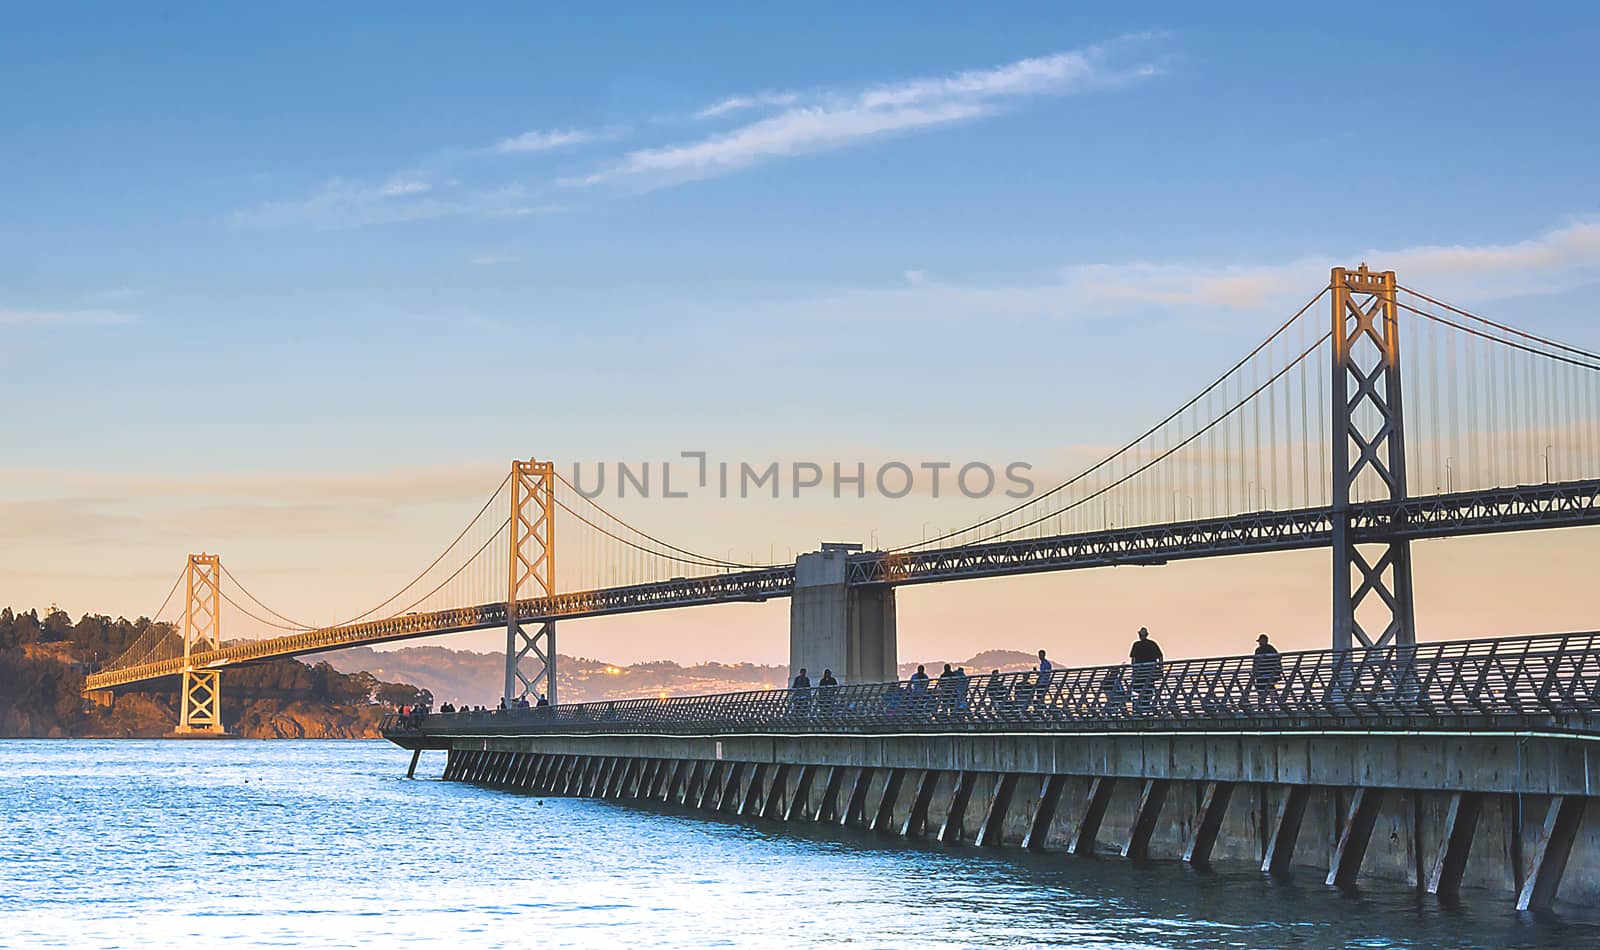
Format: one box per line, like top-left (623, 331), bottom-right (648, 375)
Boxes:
top-left (2, 741), bottom-right (1595, 948)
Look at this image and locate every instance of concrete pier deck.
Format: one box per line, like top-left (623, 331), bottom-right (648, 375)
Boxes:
top-left (386, 632), bottom-right (1600, 913)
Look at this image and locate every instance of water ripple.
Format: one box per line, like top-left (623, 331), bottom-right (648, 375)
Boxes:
top-left (1, 740), bottom-right (1595, 949)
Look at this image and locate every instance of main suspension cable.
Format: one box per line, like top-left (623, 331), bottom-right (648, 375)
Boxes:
top-left (1399, 285), bottom-right (1600, 361)
top-left (555, 472), bottom-right (765, 568)
top-left (1396, 300), bottom-right (1600, 372)
top-left (959, 329), bottom-right (1333, 547)
top-left (893, 286), bottom-right (1331, 553)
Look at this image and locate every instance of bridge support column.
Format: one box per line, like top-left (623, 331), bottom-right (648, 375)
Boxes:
top-left (1122, 778), bottom-right (1170, 860)
top-left (939, 771), bottom-right (979, 844)
top-left (1517, 795), bottom-right (1587, 911)
top-left (696, 761), bottom-right (722, 809)
top-left (740, 762), bottom-right (769, 815)
top-left (1327, 787), bottom-right (1384, 886)
top-left (1023, 775), bottom-right (1068, 850)
top-left (506, 621), bottom-right (555, 707)
top-left (673, 760), bottom-right (696, 804)
top-left (790, 544), bottom-right (896, 685)
top-left (1262, 784), bottom-right (1311, 874)
top-left (1183, 781), bottom-right (1235, 867)
top-left (174, 553), bottom-right (226, 735)
top-left (785, 764), bottom-right (817, 821)
top-left (176, 670), bottom-right (223, 734)
top-left (717, 761), bottom-right (747, 812)
top-left (762, 763), bottom-right (794, 819)
top-left (1426, 791), bottom-right (1482, 900)
top-left (976, 773), bottom-right (1020, 846)
top-left (1068, 776), bottom-right (1116, 856)
top-left (901, 769), bottom-right (939, 838)
top-left (507, 459), bottom-right (558, 705)
top-left (843, 767), bottom-right (875, 826)
top-left (871, 768), bottom-right (907, 833)
top-left (1330, 266), bottom-right (1417, 651)
top-left (814, 766), bottom-right (844, 823)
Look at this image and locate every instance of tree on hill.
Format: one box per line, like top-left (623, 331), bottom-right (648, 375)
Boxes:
top-left (0, 604), bottom-right (433, 738)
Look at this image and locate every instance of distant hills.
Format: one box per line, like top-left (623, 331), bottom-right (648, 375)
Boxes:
top-left (941, 649), bottom-right (1039, 675)
top-left (0, 606), bottom-right (430, 739)
top-left (2, 606), bottom-right (1047, 737)
top-left (323, 644), bottom-right (1043, 706)
top-left (324, 646), bottom-right (784, 706)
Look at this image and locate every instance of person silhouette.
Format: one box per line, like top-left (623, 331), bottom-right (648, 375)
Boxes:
top-left (817, 668), bottom-right (838, 716)
top-left (1251, 633), bottom-right (1282, 707)
top-left (791, 668), bottom-right (813, 718)
top-left (1129, 627), bottom-right (1164, 713)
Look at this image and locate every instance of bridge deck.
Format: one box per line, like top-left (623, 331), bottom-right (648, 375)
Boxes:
top-left (90, 478), bottom-right (1600, 691)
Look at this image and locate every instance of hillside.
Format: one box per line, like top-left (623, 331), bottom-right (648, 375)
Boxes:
top-left (324, 646), bottom-right (788, 705)
top-left (0, 607), bottom-right (431, 739)
top-left (323, 644), bottom-right (1045, 705)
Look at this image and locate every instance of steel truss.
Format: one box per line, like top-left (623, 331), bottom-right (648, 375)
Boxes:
top-left (176, 554), bottom-right (224, 733)
top-left (1329, 265), bottom-right (1417, 650)
top-left (507, 459), bottom-right (557, 705)
top-left (178, 670), bottom-right (222, 732)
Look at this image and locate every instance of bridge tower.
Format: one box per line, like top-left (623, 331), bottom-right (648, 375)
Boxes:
top-left (1330, 265), bottom-right (1416, 650)
top-left (506, 458), bottom-right (557, 705)
top-left (174, 553), bottom-right (225, 734)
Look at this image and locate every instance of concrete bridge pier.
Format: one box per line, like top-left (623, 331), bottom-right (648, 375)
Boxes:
top-left (412, 730), bottom-right (1600, 914)
top-left (789, 543), bottom-right (896, 684)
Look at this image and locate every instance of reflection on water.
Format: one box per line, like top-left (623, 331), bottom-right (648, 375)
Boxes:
top-left (1, 741), bottom-right (1594, 949)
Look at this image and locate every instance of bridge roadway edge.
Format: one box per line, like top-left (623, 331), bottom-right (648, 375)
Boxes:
top-left (87, 478), bottom-right (1600, 693)
top-left (390, 726), bottom-right (1600, 913)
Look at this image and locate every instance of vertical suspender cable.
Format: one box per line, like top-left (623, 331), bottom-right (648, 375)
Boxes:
top-left (1300, 313), bottom-right (1311, 507)
top-left (1317, 333), bottom-right (1327, 505)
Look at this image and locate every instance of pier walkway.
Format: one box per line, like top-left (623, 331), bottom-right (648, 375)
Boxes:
top-left (386, 632), bottom-right (1600, 914)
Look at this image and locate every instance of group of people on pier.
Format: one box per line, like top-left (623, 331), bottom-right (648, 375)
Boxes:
top-left (782, 628), bottom-right (1286, 721)
top-left (495, 694), bottom-right (551, 711)
top-left (389, 627), bottom-right (1290, 732)
top-left (784, 667), bottom-right (839, 719)
top-left (393, 701), bottom-right (431, 729)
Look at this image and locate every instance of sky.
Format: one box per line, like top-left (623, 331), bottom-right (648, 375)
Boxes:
top-left (4, 3), bottom-right (1600, 667)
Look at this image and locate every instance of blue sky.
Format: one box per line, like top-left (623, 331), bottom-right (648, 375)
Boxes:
top-left (4, 4), bottom-right (1600, 663)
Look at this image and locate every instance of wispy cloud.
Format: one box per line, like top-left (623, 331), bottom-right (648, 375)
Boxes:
top-left (489, 127), bottom-right (608, 154)
top-left (377, 179), bottom-right (432, 197)
top-left (577, 37), bottom-right (1163, 188)
top-left (1062, 219), bottom-right (1600, 310)
top-left (579, 101), bottom-right (992, 186)
top-left (764, 219), bottom-right (1600, 324)
top-left (0, 306), bottom-right (136, 328)
top-left (694, 91), bottom-right (801, 120)
top-left (234, 176), bottom-right (557, 230)
top-left (238, 39), bottom-right (1159, 226)
top-left (240, 124), bottom-right (614, 229)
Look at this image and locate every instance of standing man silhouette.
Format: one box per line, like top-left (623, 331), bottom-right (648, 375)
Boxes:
top-left (791, 667), bottom-right (812, 719)
top-left (1032, 649), bottom-right (1054, 713)
top-left (1251, 633), bottom-right (1282, 707)
top-left (1129, 627), bottom-right (1164, 714)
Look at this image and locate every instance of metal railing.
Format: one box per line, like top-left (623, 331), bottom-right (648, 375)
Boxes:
top-left (383, 631), bottom-right (1600, 738)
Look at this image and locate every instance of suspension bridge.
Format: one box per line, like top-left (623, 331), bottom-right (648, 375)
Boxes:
top-left (85, 266), bottom-right (1600, 736)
